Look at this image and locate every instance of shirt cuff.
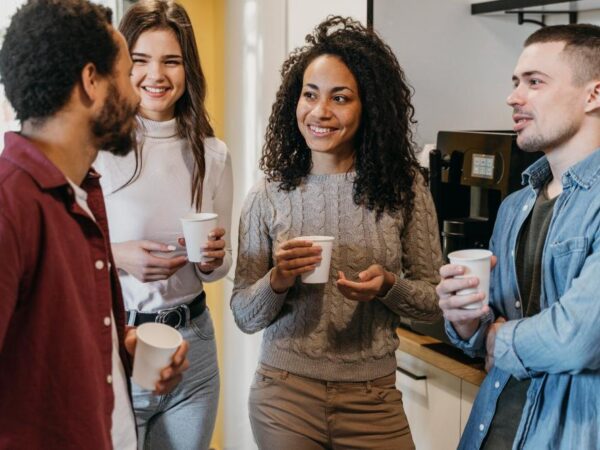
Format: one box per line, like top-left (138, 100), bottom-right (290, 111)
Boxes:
top-left (193, 254), bottom-right (232, 282)
top-left (444, 308), bottom-right (494, 359)
top-left (444, 320), bottom-right (483, 357)
top-left (494, 319), bottom-right (530, 379)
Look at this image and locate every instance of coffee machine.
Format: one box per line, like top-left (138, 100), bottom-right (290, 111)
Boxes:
top-left (404, 130), bottom-right (542, 343)
top-left (431, 130), bottom-right (542, 259)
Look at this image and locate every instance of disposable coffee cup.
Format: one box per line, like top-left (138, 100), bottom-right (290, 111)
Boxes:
top-left (180, 213), bottom-right (218, 263)
top-left (132, 322), bottom-right (183, 391)
top-left (295, 235), bottom-right (334, 284)
top-left (448, 249), bottom-right (492, 310)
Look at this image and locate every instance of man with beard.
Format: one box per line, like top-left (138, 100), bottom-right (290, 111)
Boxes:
top-left (0, 1), bottom-right (188, 449)
top-left (437, 24), bottom-right (600, 450)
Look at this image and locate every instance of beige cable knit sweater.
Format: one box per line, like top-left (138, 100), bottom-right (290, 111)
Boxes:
top-left (231, 171), bottom-right (443, 381)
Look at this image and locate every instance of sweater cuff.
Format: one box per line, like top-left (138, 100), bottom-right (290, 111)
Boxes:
top-left (378, 276), bottom-right (410, 305)
top-left (255, 269), bottom-right (289, 305)
top-left (378, 276), bottom-right (440, 321)
top-left (230, 269), bottom-right (288, 334)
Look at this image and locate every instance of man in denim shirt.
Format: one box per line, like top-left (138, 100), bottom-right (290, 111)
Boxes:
top-left (437, 25), bottom-right (600, 449)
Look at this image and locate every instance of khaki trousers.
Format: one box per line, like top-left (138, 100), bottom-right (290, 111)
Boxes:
top-left (249, 364), bottom-right (415, 450)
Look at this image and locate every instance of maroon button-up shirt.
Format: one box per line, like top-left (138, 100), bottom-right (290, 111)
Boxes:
top-left (0, 132), bottom-right (131, 449)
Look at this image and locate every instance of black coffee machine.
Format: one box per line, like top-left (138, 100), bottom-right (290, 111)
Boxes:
top-left (403, 130), bottom-right (542, 343)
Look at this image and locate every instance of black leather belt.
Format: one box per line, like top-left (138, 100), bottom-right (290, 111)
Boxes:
top-left (127, 291), bottom-right (206, 329)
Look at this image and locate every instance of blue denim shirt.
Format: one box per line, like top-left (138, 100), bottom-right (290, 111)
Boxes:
top-left (446, 148), bottom-right (600, 450)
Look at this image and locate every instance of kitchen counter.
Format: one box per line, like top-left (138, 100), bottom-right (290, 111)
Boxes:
top-left (397, 326), bottom-right (486, 386)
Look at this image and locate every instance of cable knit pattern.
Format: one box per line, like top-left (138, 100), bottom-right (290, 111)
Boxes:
top-left (231, 172), bottom-right (443, 381)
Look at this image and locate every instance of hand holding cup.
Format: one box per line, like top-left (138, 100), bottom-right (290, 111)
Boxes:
top-left (178, 227), bottom-right (226, 274)
top-left (436, 250), bottom-right (495, 340)
top-left (180, 213), bottom-right (222, 268)
top-left (270, 238), bottom-right (323, 293)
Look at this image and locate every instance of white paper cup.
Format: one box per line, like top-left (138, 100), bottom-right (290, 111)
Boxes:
top-left (295, 235), bottom-right (334, 284)
top-left (448, 249), bottom-right (493, 310)
top-left (180, 213), bottom-right (218, 263)
top-left (132, 322), bottom-right (183, 391)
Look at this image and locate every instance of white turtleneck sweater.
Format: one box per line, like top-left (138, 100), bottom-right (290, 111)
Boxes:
top-left (94, 117), bottom-right (233, 312)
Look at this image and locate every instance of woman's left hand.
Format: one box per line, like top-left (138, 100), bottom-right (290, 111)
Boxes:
top-left (178, 227), bottom-right (226, 274)
top-left (335, 264), bottom-right (396, 302)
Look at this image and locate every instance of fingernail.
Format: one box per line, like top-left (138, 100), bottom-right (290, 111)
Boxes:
top-left (167, 245), bottom-right (176, 251)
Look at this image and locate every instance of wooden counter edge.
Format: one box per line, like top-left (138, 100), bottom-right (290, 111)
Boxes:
top-left (397, 327), bottom-right (486, 386)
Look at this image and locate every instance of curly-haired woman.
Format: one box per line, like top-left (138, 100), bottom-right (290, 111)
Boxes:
top-left (231, 16), bottom-right (443, 449)
top-left (94, 1), bottom-right (231, 449)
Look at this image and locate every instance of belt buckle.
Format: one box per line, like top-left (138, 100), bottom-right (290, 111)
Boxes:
top-left (155, 304), bottom-right (190, 329)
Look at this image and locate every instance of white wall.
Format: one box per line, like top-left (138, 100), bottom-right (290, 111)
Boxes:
top-left (287, 0), bottom-right (367, 51)
top-left (223, 2), bottom-right (286, 448)
top-left (373, 0), bottom-right (538, 149)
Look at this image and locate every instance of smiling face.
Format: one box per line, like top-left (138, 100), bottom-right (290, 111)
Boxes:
top-left (130, 28), bottom-right (185, 121)
top-left (507, 41), bottom-right (590, 153)
top-left (296, 54), bottom-right (362, 159)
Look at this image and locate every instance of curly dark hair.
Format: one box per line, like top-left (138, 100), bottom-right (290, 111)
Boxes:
top-left (261, 16), bottom-right (421, 220)
top-left (0, 0), bottom-right (117, 123)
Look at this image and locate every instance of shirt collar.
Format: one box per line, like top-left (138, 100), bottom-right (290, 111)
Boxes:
top-left (522, 147), bottom-right (600, 190)
top-left (2, 131), bottom-right (100, 190)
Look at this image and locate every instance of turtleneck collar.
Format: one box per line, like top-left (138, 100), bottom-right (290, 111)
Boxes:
top-left (137, 116), bottom-right (179, 139)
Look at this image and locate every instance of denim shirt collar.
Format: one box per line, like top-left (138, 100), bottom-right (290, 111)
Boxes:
top-left (521, 147), bottom-right (600, 190)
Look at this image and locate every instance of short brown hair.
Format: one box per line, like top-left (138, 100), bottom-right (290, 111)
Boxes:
top-left (525, 24), bottom-right (600, 85)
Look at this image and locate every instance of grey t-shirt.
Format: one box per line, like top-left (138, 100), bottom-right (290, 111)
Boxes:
top-left (482, 187), bottom-right (557, 449)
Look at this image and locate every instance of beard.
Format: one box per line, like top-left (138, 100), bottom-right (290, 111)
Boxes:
top-left (93, 82), bottom-right (138, 157)
top-left (517, 116), bottom-right (580, 154)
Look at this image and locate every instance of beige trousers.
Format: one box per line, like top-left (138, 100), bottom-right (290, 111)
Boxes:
top-left (248, 364), bottom-right (415, 450)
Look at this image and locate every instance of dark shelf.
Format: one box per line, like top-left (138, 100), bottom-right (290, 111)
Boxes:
top-left (472, 0), bottom-right (581, 15)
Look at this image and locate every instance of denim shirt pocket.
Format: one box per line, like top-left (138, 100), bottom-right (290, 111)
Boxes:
top-left (548, 237), bottom-right (589, 294)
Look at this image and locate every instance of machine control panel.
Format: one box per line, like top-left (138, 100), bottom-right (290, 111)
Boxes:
top-left (471, 153), bottom-right (495, 180)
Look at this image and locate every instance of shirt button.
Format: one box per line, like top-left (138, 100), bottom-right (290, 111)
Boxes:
top-left (479, 424), bottom-right (485, 432)
top-left (511, 250), bottom-right (515, 257)
top-left (95, 260), bottom-right (105, 270)
top-left (103, 316), bottom-right (111, 327)
top-left (522, 204), bottom-right (529, 211)
top-left (515, 301), bottom-right (521, 309)
top-left (494, 381), bottom-right (500, 389)
top-left (106, 374), bottom-right (113, 384)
